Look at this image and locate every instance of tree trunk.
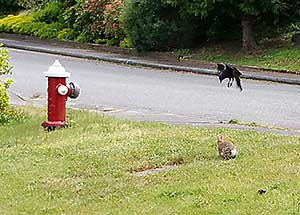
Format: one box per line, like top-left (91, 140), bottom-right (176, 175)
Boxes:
top-left (241, 15), bottom-right (257, 52)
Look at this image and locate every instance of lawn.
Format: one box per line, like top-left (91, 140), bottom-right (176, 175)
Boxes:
top-left (193, 43), bottom-right (300, 73)
top-left (1, 107), bottom-right (300, 214)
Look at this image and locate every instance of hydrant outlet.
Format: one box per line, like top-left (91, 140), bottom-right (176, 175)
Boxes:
top-left (57, 85), bottom-right (69, 96)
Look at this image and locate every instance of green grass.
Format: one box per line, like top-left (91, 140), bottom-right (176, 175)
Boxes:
top-left (1, 107), bottom-right (300, 214)
top-left (194, 44), bottom-right (300, 73)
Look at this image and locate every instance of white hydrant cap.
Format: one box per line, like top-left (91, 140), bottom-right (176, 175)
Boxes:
top-left (44, 59), bottom-right (70, 78)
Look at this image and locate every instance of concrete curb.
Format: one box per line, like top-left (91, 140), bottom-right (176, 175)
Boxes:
top-left (2, 40), bottom-right (300, 86)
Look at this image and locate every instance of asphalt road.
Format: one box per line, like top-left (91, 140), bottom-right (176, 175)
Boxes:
top-left (7, 48), bottom-right (300, 131)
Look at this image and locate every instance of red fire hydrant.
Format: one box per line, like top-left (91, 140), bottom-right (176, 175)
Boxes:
top-left (42, 59), bottom-right (80, 129)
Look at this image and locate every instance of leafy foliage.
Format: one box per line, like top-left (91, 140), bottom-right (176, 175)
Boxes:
top-left (0, 45), bottom-right (12, 76)
top-left (122, 0), bottom-right (203, 51)
top-left (0, 14), bottom-right (64, 39)
top-left (33, 1), bottom-right (65, 24)
top-left (0, 46), bottom-right (28, 124)
top-left (18, 0), bottom-right (69, 9)
top-left (59, 0), bottom-right (126, 43)
top-left (0, 0), bottom-right (21, 15)
top-left (18, 0), bottom-right (46, 9)
top-left (102, 0), bottom-right (125, 40)
top-left (72, 0), bottom-right (108, 42)
top-left (1, 0), bottom-right (300, 51)
top-left (57, 28), bottom-right (77, 41)
top-left (0, 44), bottom-right (13, 122)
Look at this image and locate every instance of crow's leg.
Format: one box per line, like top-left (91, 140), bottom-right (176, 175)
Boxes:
top-left (229, 79), bottom-right (233, 87)
top-left (227, 78), bottom-right (233, 87)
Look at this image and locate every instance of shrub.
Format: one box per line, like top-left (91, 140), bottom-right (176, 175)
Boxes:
top-left (102, 0), bottom-right (125, 40)
top-left (0, 45), bottom-right (12, 77)
top-left (0, 14), bottom-right (34, 33)
top-left (95, 38), bottom-right (110, 44)
top-left (75, 33), bottom-right (88, 43)
top-left (33, 22), bottom-right (64, 39)
top-left (33, 1), bottom-right (65, 24)
top-left (0, 13), bottom-right (63, 39)
top-left (73, 0), bottom-right (108, 42)
top-left (119, 37), bottom-right (132, 48)
top-left (18, 0), bottom-right (50, 9)
top-left (63, 6), bottom-right (77, 28)
top-left (0, 44), bottom-right (12, 113)
top-left (0, 82), bottom-right (11, 112)
top-left (16, 21), bottom-right (45, 35)
top-left (0, 45), bottom-right (27, 125)
top-left (70, 0), bottom-right (125, 43)
top-left (122, 0), bottom-right (202, 51)
top-left (57, 28), bottom-right (77, 40)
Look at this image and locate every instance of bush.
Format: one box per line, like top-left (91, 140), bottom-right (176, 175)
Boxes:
top-left (75, 33), bottom-right (88, 43)
top-left (0, 0), bottom-right (136, 49)
top-left (0, 82), bottom-right (11, 112)
top-left (73, 0), bottom-right (108, 42)
top-left (33, 22), bottom-right (64, 39)
top-left (67, 0), bottom-right (125, 43)
top-left (119, 38), bottom-right (132, 48)
top-left (57, 28), bottom-right (77, 40)
top-left (122, 0), bottom-right (202, 51)
top-left (0, 44), bottom-right (12, 113)
top-left (18, 0), bottom-right (52, 9)
top-left (0, 14), bottom-right (34, 33)
top-left (16, 21), bottom-right (45, 35)
top-left (33, 1), bottom-right (65, 24)
top-left (0, 45), bottom-right (27, 125)
top-left (0, 13), bottom-right (63, 39)
top-left (0, 0), bottom-right (126, 47)
top-left (122, 0), bottom-right (165, 51)
top-left (102, 0), bottom-right (125, 40)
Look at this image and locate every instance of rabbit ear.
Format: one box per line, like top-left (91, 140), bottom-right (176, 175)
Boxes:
top-left (217, 135), bottom-right (222, 142)
top-left (217, 134), bottom-right (225, 142)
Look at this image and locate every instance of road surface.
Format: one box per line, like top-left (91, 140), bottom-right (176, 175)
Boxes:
top-left (7, 48), bottom-right (300, 132)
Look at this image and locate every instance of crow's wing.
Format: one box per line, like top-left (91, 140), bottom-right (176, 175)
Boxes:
top-left (232, 67), bottom-right (243, 91)
top-left (232, 66), bottom-right (242, 76)
top-left (219, 64), bottom-right (233, 80)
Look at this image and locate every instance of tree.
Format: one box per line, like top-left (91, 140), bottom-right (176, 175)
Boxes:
top-left (165, 0), bottom-right (300, 51)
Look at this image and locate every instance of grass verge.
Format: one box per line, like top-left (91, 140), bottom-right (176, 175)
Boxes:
top-left (1, 106), bottom-right (300, 214)
top-left (193, 43), bottom-right (300, 73)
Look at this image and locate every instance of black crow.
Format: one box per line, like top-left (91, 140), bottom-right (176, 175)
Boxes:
top-left (217, 63), bottom-right (243, 91)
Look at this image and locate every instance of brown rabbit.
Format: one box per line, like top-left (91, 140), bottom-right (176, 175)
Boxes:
top-left (217, 135), bottom-right (238, 159)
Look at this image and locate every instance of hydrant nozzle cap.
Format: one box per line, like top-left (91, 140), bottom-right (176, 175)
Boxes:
top-left (44, 59), bottom-right (70, 78)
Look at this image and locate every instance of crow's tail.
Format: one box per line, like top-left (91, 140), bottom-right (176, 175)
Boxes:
top-left (232, 67), bottom-right (243, 91)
